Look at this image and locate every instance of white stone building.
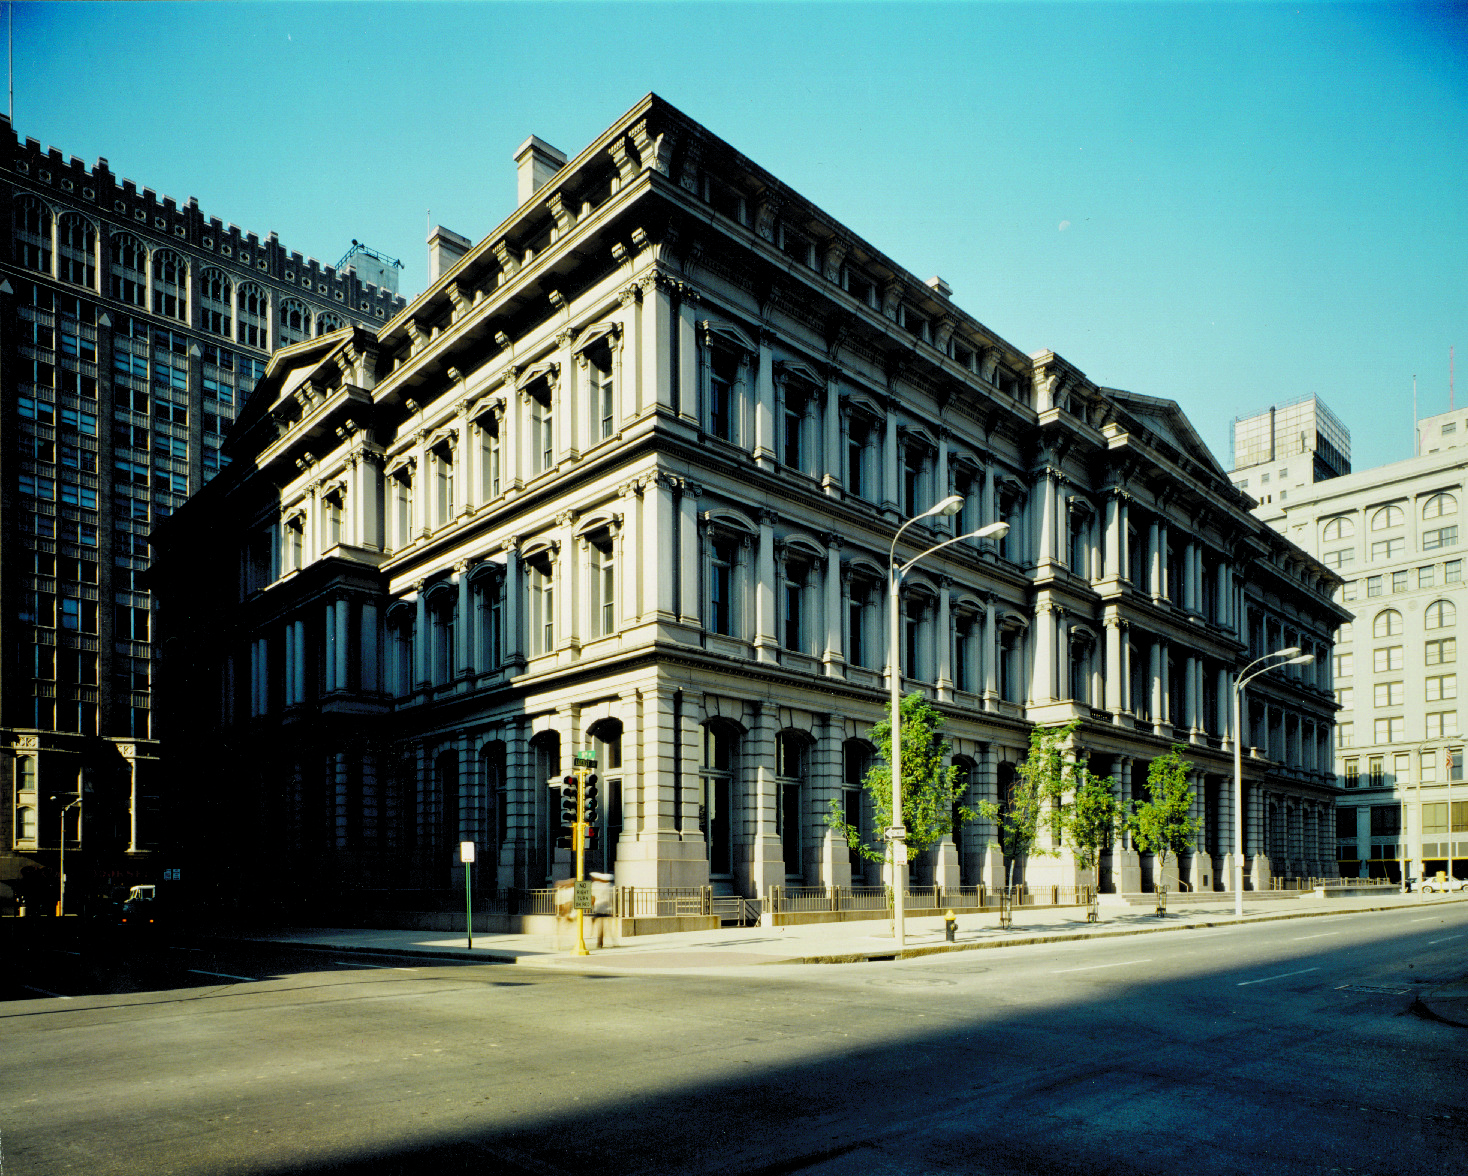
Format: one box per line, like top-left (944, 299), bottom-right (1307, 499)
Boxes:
top-left (1263, 406), bottom-right (1468, 883)
top-left (154, 95), bottom-right (1345, 914)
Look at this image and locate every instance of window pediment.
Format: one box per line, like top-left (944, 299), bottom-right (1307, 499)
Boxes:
top-left (516, 360), bottom-right (560, 393)
top-left (774, 358), bottom-right (824, 390)
top-left (700, 320), bottom-right (756, 356)
top-left (576, 320), bottom-right (623, 353)
top-left (704, 507), bottom-right (758, 537)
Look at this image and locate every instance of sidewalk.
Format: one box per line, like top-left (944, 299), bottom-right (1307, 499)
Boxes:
top-left (225, 890), bottom-right (1468, 972)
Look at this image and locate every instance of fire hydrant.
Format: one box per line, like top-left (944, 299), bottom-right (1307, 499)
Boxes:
top-left (943, 909), bottom-right (957, 943)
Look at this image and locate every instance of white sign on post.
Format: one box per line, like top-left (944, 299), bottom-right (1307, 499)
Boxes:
top-left (460, 841), bottom-right (476, 863)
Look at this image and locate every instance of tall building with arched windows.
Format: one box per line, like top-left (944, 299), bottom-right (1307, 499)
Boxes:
top-left (0, 116), bottom-right (406, 909)
top-left (153, 96), bottom-right (1346, 924)
top-left (1250, 408), bottom-right (1468, 886)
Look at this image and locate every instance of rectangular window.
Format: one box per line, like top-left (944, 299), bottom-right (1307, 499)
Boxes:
top-left (1391, 570), bottom-right (1409, 593)
top-left (1373, 716), bottom-right (1405, 743)
top-left (782, 563), bottom-right (807, 652)
top-left (527, 562), bottom-right (553, 656)
top-left (1324, 549), bottom-right (1354, 569)
top-left (1419, 565), bottom-right (1436, 588)
top-left (1422, 749), bottom-right (1438, 782)
top-left (1339, 721), bottom-right (1353, 747)
top-left (1371, 538), bottom-right (1406, 561)
top-left (1426, 711), bottom-right (1459, 739)
top-left (1424, 526), bottom-right (1458, 551)
top-left (1447, 560), bottom-right (1463, 584)
top-left (1335, 686), bottom-right (1353, 709)
top-left (708, 351), bottom-right (738, 443)
top-left (1395, 751), bottom-right (1411, 785)
top-left (1368, 757), bottom-right (1384, 788)
top-left (1427, 638), bottom-right (1457, 665)
top-left (1342, 580), bottom-right (1358, 602)
top-left (710, 539), bottom-right (736, 637)
top-left (1369, 804), bottom-right (1400, 835)
top-left (1334, 652), bottom-right (1354, 677)
top-left (1426, 674), bottom-right (1457, 702)
top-left (1373, 646), bottom-right (1403, 673)
top-left (1373, 681), bottom-right (1404, 707)
top-left (1454, 799), bottom-right (1468, 832)
top-left (1366, 576), bottom-right (1383, 597)
top-left (1423, 802), bottom-right (1449, 835)
top-left (1343, 760), bottom-right (1359, 788)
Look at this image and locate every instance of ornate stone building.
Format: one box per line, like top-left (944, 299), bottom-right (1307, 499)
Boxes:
top-left (1, 114), bottom-right (404, 908)
top-left (154, 96), bottom-right (1345, 913)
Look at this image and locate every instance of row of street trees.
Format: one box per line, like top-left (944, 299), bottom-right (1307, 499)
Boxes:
top-left (826, 695), bottom-right (1201, 895)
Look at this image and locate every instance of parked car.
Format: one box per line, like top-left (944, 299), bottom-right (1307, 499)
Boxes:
top-left (1416, 875), bottom-right (1468, 894)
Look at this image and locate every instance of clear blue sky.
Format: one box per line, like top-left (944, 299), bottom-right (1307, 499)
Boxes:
top-left (15, 1), bottom-right (1467, 473)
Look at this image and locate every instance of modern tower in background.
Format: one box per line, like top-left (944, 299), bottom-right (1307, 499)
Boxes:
top-left (1229, 395), bottom-right (1351, 511)
top-left (1, 115), bottom-right (406, 909)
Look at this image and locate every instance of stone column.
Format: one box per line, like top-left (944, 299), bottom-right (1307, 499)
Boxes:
top-left (981, 596), bottom-right (998, 706)
top-left (503, 543), bottom-right (525, 670)
top-left (748, 702), bottom-right (786, 905)
top-left (754, 329), bottom-right (776, 468)
top-left (935, 429), bottom-right (951, 532)
top-left (413, 583), bottom-right (429, 688)
top-left (1189, 770), bottom-right (1213, 892)
top-left (822, 534), bottom-right (844, 678)
top-left (1149, 519), bottom-right (1163, 598)
top-left (643, 473), bottom-right (677, 624)
top-left (754, 508), bottom-right (778, 663)
top-left (360, 600), bottom-right (379, 693)
top-left (678, 480), bottom-right (702, 626)
top-left (822, 374), bottom-right (841, 497)
top-left (936, 577), bottom-right (953, 702)
top-left (455, 561), bottom-right (472, 678)
top-left (882, 401), bottom-right (899, 514)
top-left (335, 597), bottom-right (350, 692)
top-left (1036, 469), bottom-right (1057, 566)
top-left (1104, 615), bottom-right (1124, 717)
top-left (1115, 757), bottom-right (1141, 893)
top-left (1033, 602), bottom-right (1057, 703)
top-left (640, 273), bottom-right (676, 415)
top-left (1184, 654), bottom-right (1200, 738)
top-left (676, 296), bottom-right (699, 426)
top-left (1149, 639), bottom-right (1164, 730)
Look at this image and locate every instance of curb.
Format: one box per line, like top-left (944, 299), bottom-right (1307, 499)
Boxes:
top-left (777, 896), bottom-right (1468, 965)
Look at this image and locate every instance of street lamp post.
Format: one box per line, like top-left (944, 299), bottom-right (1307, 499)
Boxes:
top-left (51, 794), bottom-right (82, 917)
top-left (888, 496), bottom-right (1009, 948)
top-left (1232, 647), bottom-right (1315, 918)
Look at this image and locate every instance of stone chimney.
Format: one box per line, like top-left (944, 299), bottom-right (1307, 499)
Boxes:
top-left (515, 136), bottom-right (568, 205)
top-left (427, 225), bottom-right (472, 284)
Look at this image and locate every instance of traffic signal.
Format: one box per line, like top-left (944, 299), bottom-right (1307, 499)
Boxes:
top-left (582, 774), bottom-right (599, 825)
top-left (556, 784), bottom-right (578, 849)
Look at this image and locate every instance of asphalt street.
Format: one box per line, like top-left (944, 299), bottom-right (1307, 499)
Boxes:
top-left (2, 905), bottom-right (1465, 1176)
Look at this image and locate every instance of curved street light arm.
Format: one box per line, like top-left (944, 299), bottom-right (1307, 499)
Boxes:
top-left (894, 526), bottom-right (1003, 581)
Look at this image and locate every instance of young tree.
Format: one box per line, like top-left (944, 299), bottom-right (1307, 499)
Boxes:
top-left (1127, 745), bottom-right (1201, 893)
top-left (1066, 766), bottom-right (1119, 894)
top-left (825, 692), bottom-right (974, 867)
top-left (977, 721), bottom-right (1078, 892)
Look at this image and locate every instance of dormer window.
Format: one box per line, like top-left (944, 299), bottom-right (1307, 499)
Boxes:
top-left (779, 225), bottom-right (814, 268)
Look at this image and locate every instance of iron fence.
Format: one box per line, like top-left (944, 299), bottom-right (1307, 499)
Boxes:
top-left (765, 884), bottom-right (1094, 915)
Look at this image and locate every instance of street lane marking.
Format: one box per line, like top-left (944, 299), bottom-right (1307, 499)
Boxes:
top-left (1291, 933), bottom-right (1340, 941)
top-left (21, 985), bottom-right (70, 999)
top-left (1052, 959), bottom-right (1152, 973)
top-left (187, 969), bottom-right (257, 982)
top-left (1238, 967), bottom-right (1318, 986)
top-left (333, 961), bottom-right (388, 968)
top-left (1427, 935), bottom-right (1462, 945)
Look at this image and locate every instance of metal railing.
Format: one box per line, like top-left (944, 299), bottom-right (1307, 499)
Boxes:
top-left (766, 884), bottom-right (1094, 916)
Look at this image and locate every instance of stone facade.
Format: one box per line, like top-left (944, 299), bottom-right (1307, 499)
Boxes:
top-left (1, 114), bottom-right (404, 908)
top-left (154, 95), bottom-right (1345, 911)
top-left (1262, 407), bottom-right (1468, 883)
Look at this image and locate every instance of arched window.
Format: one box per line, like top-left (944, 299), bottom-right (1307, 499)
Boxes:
top-left (1322, 517), bottom-right (1353, 542)
top-left (151, 248), bottom-right (187, 320)
top-left (589, 718), bottom-right (624, 875)
top-left (775, 731), bottom-right (809, 881)
top-left (386, 605), bottom-right (415, 696)
top-left (14, 194), bottom-right (52, 273)
top-left (238, 282), bottom-right (269, 348)
top-left (278, 297), bottom-right (310, 346)
top-left (435, 750), bottom-right (460, 856)
top-left (842, 739), bottom-right (874, 879)
top-left (480, 741), bottom-right (508, 877)
top-left (700, 723), bottom-right (738, 878)
top-left (57, 213), bottom-right (95, 288)
top-left (315, 310), bottom-right (345, 336)
top-left (1373, 609), bottom-right (1403, 638)
top-left (1426, 600), bottom-right (1457, 630)
top-left (1371, 504), bottom-right (1404, 530)
top-left (531, 731), bottom-right (561, 880)
top-left (1424, 493), bottom-right (1458, 520)
top-left (200, 268), bottom-right (232, 338)
top-left (428, 587), bottom-right (456, 686)
top-left (470, 568), bottom-right (503, 673)
top-left (109, 232), bottom-right (147, 306)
